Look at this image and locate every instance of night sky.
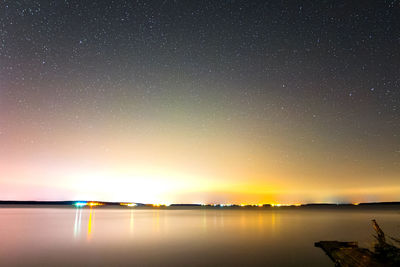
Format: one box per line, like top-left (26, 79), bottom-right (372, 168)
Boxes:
top-left (1, 1), bottom-right (399, 204)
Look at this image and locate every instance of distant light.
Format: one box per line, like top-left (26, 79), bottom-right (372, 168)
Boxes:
top-left (74, 202), bottom-right (87, 207)
top-left (88, 202), bottom-right (102, 207)
top-left (120, 203), bottom-right (137, 207)
top-left (152, 204), bottom-right (166, 207)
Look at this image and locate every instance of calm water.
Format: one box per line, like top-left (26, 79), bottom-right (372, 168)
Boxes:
top-left (0, 206), bottom-right (399, 266)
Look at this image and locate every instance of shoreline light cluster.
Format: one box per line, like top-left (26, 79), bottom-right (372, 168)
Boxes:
top-left (73, 202), bottom-right (328, 208)
top-left (74, 202), bottom-right (104, 207)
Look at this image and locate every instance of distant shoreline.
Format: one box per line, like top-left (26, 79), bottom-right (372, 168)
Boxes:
top-left (0, 200), bottom-right (400, 209)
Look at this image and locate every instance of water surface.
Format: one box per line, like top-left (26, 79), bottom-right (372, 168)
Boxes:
top-left (0, 206), bottom-right (399, 266)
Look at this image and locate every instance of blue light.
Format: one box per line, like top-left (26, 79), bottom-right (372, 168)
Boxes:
top-left (74, 202), bottom-right (87, 207)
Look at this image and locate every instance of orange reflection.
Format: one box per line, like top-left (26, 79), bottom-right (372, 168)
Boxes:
top-left (258, 212), bottom-right (264, 234)
top-left (130, 210), bottom-right (134, 234)
top-left (87, 207), bottom-right (94, 240)
top-left (271, 212), bottom-right (276, 233)
top-left (202, 210), bottom-right (207, 232)
top-left (153, 210), bottom-right (160, 233)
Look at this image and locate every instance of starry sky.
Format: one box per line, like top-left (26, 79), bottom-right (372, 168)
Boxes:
top-left (0, 0), bottom-right (399, 204)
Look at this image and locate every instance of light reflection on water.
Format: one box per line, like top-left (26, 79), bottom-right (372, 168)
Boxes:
top-left (130, 209), bottom-right (134, 234)
top-left (87, 207), bottom-right (94, 240)
top-left (0, 207), bottom-right (399, 266)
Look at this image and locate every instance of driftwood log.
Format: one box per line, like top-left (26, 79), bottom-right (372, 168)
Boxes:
top-left (371, 220), bottom-right (400, 266)
top-left (315, 220), bottom-right (400, 267)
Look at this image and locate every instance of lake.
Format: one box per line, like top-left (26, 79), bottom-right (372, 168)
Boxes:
top-left (0, 206), bottom-right (399, 266)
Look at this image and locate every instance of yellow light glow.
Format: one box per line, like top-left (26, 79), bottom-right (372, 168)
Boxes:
top-left (87, 207), bottom-right (94, 240)
top-left (88, 202), bottom-right (102, 207)
top-left (120, 203), bottom-right (137, 207)
top-left (3, 97), bottom-right (400, 206)
top-left (152, 204), bottom-right (167, 207)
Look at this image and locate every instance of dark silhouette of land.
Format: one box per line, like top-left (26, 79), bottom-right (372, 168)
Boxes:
top-left (1, 200), bottom-right (400, 209)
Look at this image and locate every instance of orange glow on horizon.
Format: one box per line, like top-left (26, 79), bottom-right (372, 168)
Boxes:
top-left (88, 202), bottom-right (103, 207)
top-left (1, 124), bottom-right (399, 204)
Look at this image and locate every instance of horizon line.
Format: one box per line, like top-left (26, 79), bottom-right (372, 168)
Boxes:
top-left (1, 200), bottom-right (400, 207)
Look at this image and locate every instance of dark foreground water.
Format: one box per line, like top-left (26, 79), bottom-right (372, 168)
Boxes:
top-left (0, 206), bottom-right (399, 266)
